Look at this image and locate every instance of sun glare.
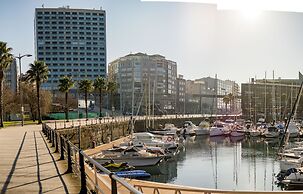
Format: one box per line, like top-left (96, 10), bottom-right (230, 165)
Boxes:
top-left (240, 8), bottom-right (261, 20)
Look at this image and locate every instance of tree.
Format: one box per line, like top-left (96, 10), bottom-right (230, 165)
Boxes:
top-left (3, 86), bottom-right (19, 121)
top-left (25, 61), bottom-right (48, 124)
top-left (228, 93), bottom-right (235, 113)
top-left (22, 82), bottom-right (52, 121)
top-left (58, 76), bottom-right (74, 122)
top-left (106, 81), bottom-right (117, 116)
top-left (93, 77), bottom-right (106, 117)
top-left (223, 95), bottom-right (230, 114)
top-left (0, 42), bottom-right (13, 127)
top-left (78, 79), bottom-right (93, 119)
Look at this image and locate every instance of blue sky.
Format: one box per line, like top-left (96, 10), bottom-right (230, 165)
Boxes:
top-left (0, 0), bottom-right (302, 83)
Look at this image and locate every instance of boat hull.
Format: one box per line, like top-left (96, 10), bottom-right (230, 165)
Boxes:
top-left (94, 156), bottom-right (163, 167)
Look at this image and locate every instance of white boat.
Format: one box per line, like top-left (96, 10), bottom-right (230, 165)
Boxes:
top-left (263, 126), bottom-right (280, 138)
top-left (287, 122), bottom-right (300, 138)
top-left (279, 157), bottom-right (303, 172)
top-left (93, 146), bottom-right (163, 167)
top-left (194, 121), bottom-right (210, 135)
top-left (182, 121), bottom-right (197, 136)
top-left (120, 132), bottom-right (178, 150)
top-left (280, 167), bottom-right (303, 186)
top-left (150, 123), bottom-right (181, 136)
top-left (209, 122), bottom-right (225, 137)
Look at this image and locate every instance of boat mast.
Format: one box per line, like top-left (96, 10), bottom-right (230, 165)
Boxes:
top-left (264, 71), bottom-right (267, 122)
top-left (131, 61), bottom-right (135, 138)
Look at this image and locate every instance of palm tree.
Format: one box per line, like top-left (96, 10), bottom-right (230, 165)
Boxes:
top-left (106, 81), bottom-right (117, 116)
top-left (58, 76), bottom-right (74, 122)
top-left (78, 79), bottom-right (93, 119)
top-left (0, 42), bottom-right (13, 127)
top-left (227, 93), bottom-right (234, 113)
top-left (93, 77), bottom-right (106, 118)
top-left (25, 60), bottom-right (48, 124)
top-left (223, 95), bottom-right (230, 114)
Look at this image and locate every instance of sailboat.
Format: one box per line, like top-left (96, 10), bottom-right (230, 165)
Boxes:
top-left (276, 72), bottom-right (303, 188)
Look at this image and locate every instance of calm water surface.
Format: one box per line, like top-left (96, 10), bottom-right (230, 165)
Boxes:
top-left (140, 136), bottom-right (295, 191)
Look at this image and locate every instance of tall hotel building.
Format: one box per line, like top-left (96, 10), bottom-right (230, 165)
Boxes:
top-left (35, 7), bottom-right (106, 90)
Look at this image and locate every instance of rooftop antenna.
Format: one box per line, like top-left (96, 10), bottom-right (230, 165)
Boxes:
top-left (42, 4), bottom-right (44, 8)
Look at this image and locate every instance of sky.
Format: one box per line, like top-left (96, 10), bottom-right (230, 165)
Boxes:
top-left (0, 0), bottom-right (302, 84)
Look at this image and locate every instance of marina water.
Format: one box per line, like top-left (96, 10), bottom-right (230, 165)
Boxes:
top-left (139, 136), bottom-right (292, 191)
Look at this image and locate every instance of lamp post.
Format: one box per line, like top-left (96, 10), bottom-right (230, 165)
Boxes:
top-left (15, 54), bottom-right (32, 126)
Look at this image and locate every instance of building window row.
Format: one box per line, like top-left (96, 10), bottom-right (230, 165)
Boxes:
top-left (37, 11), bottom-right (104, 17)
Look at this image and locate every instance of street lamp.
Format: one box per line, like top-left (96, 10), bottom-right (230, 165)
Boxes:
top-left (15, 54), bottom-right (32, 126)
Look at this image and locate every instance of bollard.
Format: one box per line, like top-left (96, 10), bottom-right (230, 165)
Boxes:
top-left (109, 173), bottom-right (118, 194)
top-left (60, 136), bottom-right (65, 160)
top-left (66, 142), bottom-right (73, 173)
top-left (79, 151), bottom-right (87, 194)
top-left (54, 133), bottom-right (59, 153)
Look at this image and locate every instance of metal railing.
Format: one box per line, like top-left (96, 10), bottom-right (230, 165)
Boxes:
top-left (42, 123), bottom-right (142, 194)
top-left (46, 113), bottom-right (241, 130)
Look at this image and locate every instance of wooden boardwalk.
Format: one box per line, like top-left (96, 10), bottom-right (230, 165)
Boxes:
top-left (0, 124), bottom-right (80, 194)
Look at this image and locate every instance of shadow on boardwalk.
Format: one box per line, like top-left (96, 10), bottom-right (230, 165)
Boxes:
top-left (0, 125), bottom-right (80, 194)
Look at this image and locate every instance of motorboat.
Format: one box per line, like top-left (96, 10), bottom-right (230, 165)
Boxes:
top-left (150, 123), bottom-right (181, 136)
top-left (194, 121), bottom-right (210, 135)
top-left (209, 122), bottom-right (225, 137)
top-left (286, 122), bottom-right (300, 138)
top-left (279, 156), bottom-right (303, 172)
top-left (263, 126), bottom-right (280, 138)
top-left (93, 146), bottom-right (164, 167)
top-left (182, 121), bottom-right (197, 136)
top-left (120, 132), bottom-right (178, 150)
top-left (277, 167), bottom-right (303, 189)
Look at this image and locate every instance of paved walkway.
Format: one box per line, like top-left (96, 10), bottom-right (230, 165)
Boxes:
top-left (0, 124), bottom-right (80, 194)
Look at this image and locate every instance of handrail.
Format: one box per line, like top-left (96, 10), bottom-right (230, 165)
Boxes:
top-left (45, 114), bottom-right (242, 130)
top-left (42, 123), bottom-right (143, 194)
top-left (81, 151), bottom-right (142, 194)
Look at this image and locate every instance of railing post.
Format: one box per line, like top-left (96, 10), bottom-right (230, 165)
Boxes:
top-left (79, 150), bottom-right (87, 194)
top-left (55, 121), bottom-right (57, 130)
top-left (54, 132), bottom-right (59, 153)
top-left (60, 136), bottom-right (65, 160)
top-left (46, 128), bottom-right (50, 140)
top-left (66, 142), bottom-right (73, 173)
top-left (49, 130), bottom-right (52, 143)
top-left (64, 120), bottom-right (66, 128)
top-left (109, 173), bottom-right (118, 194)
top-left (51, 131), bottom-right (55, 147)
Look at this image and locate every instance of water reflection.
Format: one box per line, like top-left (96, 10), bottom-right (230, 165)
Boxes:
top-left (145, 135), bottom-right (288, 191)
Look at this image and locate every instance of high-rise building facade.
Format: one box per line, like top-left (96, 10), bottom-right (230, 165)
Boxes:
top-left (35, 6), bottom-right (106, 90)
top-left (241, 75), bottom-right (303, 122)
top-left (198, 77), bottom-right (240, 114)
top-left (176, 74), bottom-right (186, 114)
top-left (108, 53), bottom-right (177, 115)
top-left (4, 59), bottom-right (19, 92)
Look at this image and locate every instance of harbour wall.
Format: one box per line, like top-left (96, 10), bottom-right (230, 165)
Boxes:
top-left (56, 115), bottom-right (235, 149)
